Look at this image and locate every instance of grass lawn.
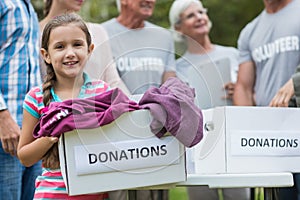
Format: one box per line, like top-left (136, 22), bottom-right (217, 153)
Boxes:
top-left (169, 187), bottom-right (265, 200)
top-left (169, 187), bottom-right (188, 200)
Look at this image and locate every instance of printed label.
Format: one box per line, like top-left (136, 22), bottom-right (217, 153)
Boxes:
top-left (74, 136), bottom-right (180, 175)
top-left (230, 131), bottom-right (300, 156)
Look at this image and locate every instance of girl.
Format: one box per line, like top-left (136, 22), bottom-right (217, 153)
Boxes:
top-left (39, 0), bottom-right (130, 96)
top-left (18, 13), bottom-right (110, 199)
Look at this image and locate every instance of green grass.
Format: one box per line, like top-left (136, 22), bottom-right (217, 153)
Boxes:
top-left (169, 187), bottom-right (188, 200)
top-left (169, 187), bottom-right (265, 200)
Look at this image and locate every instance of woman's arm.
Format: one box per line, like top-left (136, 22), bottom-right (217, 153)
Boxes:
top-left (17, 109), bottom-right (58, 167)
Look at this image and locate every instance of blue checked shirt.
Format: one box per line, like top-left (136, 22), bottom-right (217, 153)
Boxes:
top-left (0, 0), bottom-right (42, 127)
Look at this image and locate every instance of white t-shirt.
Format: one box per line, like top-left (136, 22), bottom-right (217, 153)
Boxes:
top-left (176, 45), bottom-right (238, 83)
top-left (102, 18), bottom-right (176, 94)
top-left (238, 0), bottom-right (300, 106)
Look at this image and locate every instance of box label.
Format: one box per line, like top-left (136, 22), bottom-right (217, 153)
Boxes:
top-left (230, 131), bottom-right (300, 156)
top-left (74, 136), bottom-right (181, 175)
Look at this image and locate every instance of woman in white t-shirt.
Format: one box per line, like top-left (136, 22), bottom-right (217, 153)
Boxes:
top-left (169, 1), bottom-right (250, 200)
top-left (169, 0), bottom-right (239, 102)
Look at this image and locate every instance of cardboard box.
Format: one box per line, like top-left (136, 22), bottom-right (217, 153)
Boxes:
top-left (59, 110), bottom-right (186, 196)
top-left (193, 106), bottom-right (300, 174)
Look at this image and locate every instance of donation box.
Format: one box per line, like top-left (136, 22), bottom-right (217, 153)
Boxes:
top-left (193, 106), bottom-right (300, 174)
top-left (58, 110), bottom-right (186, 196)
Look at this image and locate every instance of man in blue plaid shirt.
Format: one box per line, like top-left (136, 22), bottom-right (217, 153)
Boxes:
top-left (0, 0), bottom-right (42, 199)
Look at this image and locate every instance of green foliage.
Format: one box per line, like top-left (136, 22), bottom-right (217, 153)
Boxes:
top-left (31, 0), bottom-right (44, 19)
top-left (150, 0), bottom-right (174, 28)
top-left (202, 0), bottom-right (264, 46)
top-left (169, 187), bottom-right (188, 200)
top-left (31, 0), bottom-right (264, 47)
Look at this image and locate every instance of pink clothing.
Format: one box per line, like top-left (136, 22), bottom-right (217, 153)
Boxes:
top-left (23, 77), bottom-right (110, 119)
top-left (139, 77), bottom-right (203, 147)
top-left (34, 80), bottom-right (203, 147)
top-left (34, 168), bottom-right (109, 200)
top-left (23, 75), bottom-right (111, 199)
top-left (33, 88), bottom-right (140, 138)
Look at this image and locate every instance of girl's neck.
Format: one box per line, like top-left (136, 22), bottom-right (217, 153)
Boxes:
top-left (186, 35), bottom-right (214, 54)
top-left (54, 75), bottom-right (84, 100)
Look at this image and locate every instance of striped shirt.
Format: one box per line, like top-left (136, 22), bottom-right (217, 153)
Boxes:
top-left (0, 0), bottom-right (41, 126)
top-left (23, 73), bottom-right (110, 119)
top-left (24, 73), bottom-right (110, 199)
top-left (34, 168), bottom-right (109, 200)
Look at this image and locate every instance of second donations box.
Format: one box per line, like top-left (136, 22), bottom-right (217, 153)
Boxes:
top-left (194, 106), bottom-right (300, 174)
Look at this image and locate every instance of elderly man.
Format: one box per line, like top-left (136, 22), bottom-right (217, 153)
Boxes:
top-left (102, 0), bottom-right (176, 95)
top-left (101, 1), bottom-right (176, 200)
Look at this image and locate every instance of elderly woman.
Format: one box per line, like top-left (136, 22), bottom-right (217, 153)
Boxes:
top-left (169, 0), bottom-right (239, 104)
top-left (169, 0), bottom-right (250, 200)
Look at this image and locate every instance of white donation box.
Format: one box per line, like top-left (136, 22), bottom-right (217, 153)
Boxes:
top-left (58, 110), bottom-right (186, 196)
top-left (194, 106), bottom-right (300, 174)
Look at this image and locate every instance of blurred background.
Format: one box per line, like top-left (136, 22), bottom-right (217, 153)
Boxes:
top-left (30, 1), bottom-right (265, 199)
top-left (31, 0), bottom-right (264, 48)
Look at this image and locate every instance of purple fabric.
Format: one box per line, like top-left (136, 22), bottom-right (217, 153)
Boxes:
top-left (34, 79), bottom-right (203, 148)
top-left (33, 88), bottom-right (140, 138)
top-left (139, 77), bottom-right (203, 147)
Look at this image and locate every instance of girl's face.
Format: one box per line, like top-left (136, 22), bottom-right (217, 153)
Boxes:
top-left (57, 0), bottom-right (85, 12)
top-left (176, 3), bottom-right (210, 40)
top-left (41, 23), bottom-right (93, 80)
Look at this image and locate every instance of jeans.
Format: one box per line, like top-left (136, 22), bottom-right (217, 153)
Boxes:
top-left (0, 142), bottom-right (42, 200)
top-left (278, 173), bottom-right (299, 200)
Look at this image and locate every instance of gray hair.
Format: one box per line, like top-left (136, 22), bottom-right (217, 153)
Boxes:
top-left (169, 0), bottom-right (209, 42)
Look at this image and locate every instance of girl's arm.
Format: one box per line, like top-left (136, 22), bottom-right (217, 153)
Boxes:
top-left (17, 109), bottom-right (58, 167)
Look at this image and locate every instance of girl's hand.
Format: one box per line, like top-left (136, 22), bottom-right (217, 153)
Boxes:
top-left (18, 136), bottom-right (59, 167)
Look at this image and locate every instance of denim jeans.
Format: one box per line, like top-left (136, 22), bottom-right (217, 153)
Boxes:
top-left (278, 173), bottom-right (299, 200)
top-left (0, 143), bottom-right (42, 200)
top-left (296, 173), bottom-right (300, 200)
